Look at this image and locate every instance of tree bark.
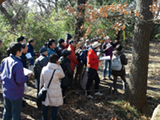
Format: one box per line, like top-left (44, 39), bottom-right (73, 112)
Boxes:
top-left (55, 0), bottom-right (58, 13)
top-left (74, 0), bottom-right (87, 42)
top-left (0, 5), bottom-right (17, 29)
top-left (0, 0), bottom-right (5, 5)
top-left (126, 0), bottom-right (153, 113)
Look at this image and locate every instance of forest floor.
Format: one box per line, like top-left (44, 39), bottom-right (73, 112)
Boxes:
top-left (0, 41), bottom-right (160, 120)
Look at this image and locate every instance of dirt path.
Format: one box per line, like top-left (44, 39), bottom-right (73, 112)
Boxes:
top-left (0, 41), bottom-right (160, 120)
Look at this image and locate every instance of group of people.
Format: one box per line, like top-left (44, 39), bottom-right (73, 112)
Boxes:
top-left (0, 33), bottom-right (128, 120)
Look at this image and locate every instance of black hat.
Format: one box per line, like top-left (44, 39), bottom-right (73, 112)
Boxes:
top-left (17, 36), bottom-right (25, 42)
top-left (61, 49), bottom-right (71, 57)
top-left (40, 47), bottom-right (48, 53)
top-left (58, 38), bottom-right (65, 44)
top-left (66, 33), bottom-right (72, 40)
top-left (29, 38), bottom-right (34, 43)
top-left (69, 39), bottom-right (76, 44)
top-left (116, 44), bottom-right (123, 51)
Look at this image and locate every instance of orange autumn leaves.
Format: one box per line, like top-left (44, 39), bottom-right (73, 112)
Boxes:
top-left (65, 1), bottom-right (159, 38)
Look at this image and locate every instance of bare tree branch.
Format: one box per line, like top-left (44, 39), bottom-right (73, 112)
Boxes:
top-left (13, 1), bottom-right (28, 21)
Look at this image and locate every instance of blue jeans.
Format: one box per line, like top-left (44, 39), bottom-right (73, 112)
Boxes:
top-left (3, 97), bottom-right (22, 120)
top-left (103, 60), bottom-right (112, 78)
top-left (42, 105), bottom-right (58, 120)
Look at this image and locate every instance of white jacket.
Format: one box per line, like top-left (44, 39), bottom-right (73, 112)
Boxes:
top-left (40, 62), bottom-right (65, 107)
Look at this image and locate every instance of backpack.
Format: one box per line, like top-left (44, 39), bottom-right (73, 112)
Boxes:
top-left (79, 49), bottom-right (88, 65)
top-left (111, 54), bottom-right (122, 71)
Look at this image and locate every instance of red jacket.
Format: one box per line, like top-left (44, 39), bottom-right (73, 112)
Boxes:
top-left (65, 42), bottom-right (69, 49)
top-left (87, 48), bottom-right (99, 70)
top-left (67, 45), bottom-right (79, 71)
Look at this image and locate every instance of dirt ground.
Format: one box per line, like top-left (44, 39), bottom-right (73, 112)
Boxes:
top-left (0, 41), bottom-right (160, 120)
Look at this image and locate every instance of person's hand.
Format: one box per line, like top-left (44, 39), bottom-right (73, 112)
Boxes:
top-left (127, 57), bottom-right (129, 60)
top-left (27, 74), bottom-right (31, 78)
top-left (56, 61), bottom-right (60, 66)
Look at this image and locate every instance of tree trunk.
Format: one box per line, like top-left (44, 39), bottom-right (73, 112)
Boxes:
top-left (74, 0), bottom-right (87, 42)
top-left (126, 0), bottom-right (153, 113)
top-left (55, 0), bottom-right (58, 13)
top-left (0, 5), bottom-right (17, 29)
top-left (0, 0), bottom-right (5, 5)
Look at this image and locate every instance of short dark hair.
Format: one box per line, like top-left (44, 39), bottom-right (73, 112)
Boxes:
top-left (29, 38), bottom-right (34, 44)
top-left (22, 43), bottom-right (27, 49)
top-left (10, 42), bottom-right (23, 55)
top-left (49, 53), bottom-right (59, 63)
top-left (17, 36), bottom-right (25, 42)
top-left (48, 39), bottom-right (55, 48)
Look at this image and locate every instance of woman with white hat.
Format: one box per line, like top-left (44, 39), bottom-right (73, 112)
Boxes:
top-left (86, 41), bottom-right (103, 98)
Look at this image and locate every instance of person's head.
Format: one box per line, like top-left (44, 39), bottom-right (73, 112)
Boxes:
top-left (86, 39), bottom-right (90, 45)
top-left (58, 38), bottom-right (65, 46)
top-left (80, 43), bottom-right (85, 50)
top-left (0, 40), bottom-right (3, 47)
top-left (66, 33), bottom-right (72, 41)
top-left (29, 38), bottom-right (35, 46)
top-left (96, 36), bottom-right (101, 42)
top-left (40, 47), bottom-right (48, 56)
top-left (48, 39), bottom-right (55, 49)
top-left (61, 49), bottom-right (71, 57)
top-left (116, 44), bottom-right (123, 51)
top-left (17, 36), bottom-right (25, 43)
top-left (22, 43), bottom-right (28, 53)
top-left (91, 38), bottom-right (97, 44)
top-left (92, 41), bottom-right (101, 51)
top-left (105, 36), bottom-right (110, 43)
top-left (45, 42), bottom-right (49, 48)
top-left (69, 40), bottom-right (76, 48)
top-left (10, 42), bottom-right (23, 57)
top-left (49, 53), bottom-right (59, 64)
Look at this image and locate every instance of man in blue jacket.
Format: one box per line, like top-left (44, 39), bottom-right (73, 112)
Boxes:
top-left (0, 42), bottom-right (30, 120)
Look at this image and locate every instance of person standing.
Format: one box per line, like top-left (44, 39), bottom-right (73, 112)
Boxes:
top-left (1, 42), bottom-right (30, 120)
top-left (57, 38), bottom-right (65, 56)
top-left (34, 47), bottom-right (49, 94)
top-left (48, 39), bottom-right (56, 57)
top-left (27, 38), bottom-right (35, 69)
top-left (112, 44), bottom-right (128, 94)
top-left (40, 53), bottom-right (65, 120)
top-left (102, 36), bottom-right (114, 80)
top-left (65, 33), bottom-right (72, 48)
top-left (86, 42), bottom-right (103, 98)
top-left (59, 49), bottom-right (72, 102)
top-left (21, 43), bottom-right (28, 68)
top-left (67, 40), bottom-right (79, 89)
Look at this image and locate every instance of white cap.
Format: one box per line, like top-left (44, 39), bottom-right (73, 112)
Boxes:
top-left (92, 41), bottom-right (101, 48)
top-left (105, 36), bottom-right (110, 39)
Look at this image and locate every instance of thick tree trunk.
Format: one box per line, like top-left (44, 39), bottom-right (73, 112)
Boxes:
top-left (126, 0), bottom-right (152, 113)
top-left (0, 0), bottom-right (5, 5)
top-left (74, 0), bottom-right (87, 42)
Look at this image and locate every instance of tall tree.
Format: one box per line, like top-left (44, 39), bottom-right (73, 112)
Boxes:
top-left (126, 0), bottom-right (153, 113)
top-left (74, 0), bottom-right (87, 42)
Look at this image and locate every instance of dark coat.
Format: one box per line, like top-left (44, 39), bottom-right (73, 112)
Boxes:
top-left (59, 56), bottom-right (72, 87)
top-left (57, 44), bottom-right (65, 56)
top-left (27, 43), bottom-right (35, 65)
top-left (34, 54), bottom-right (49, 80)
top-left (20, 53), bottom-right (28, 68)
top-left (111, 51), bottom-right (128, 77)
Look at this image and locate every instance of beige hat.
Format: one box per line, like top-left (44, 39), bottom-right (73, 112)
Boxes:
top-left (92, 41), bottom-right (101, 48)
